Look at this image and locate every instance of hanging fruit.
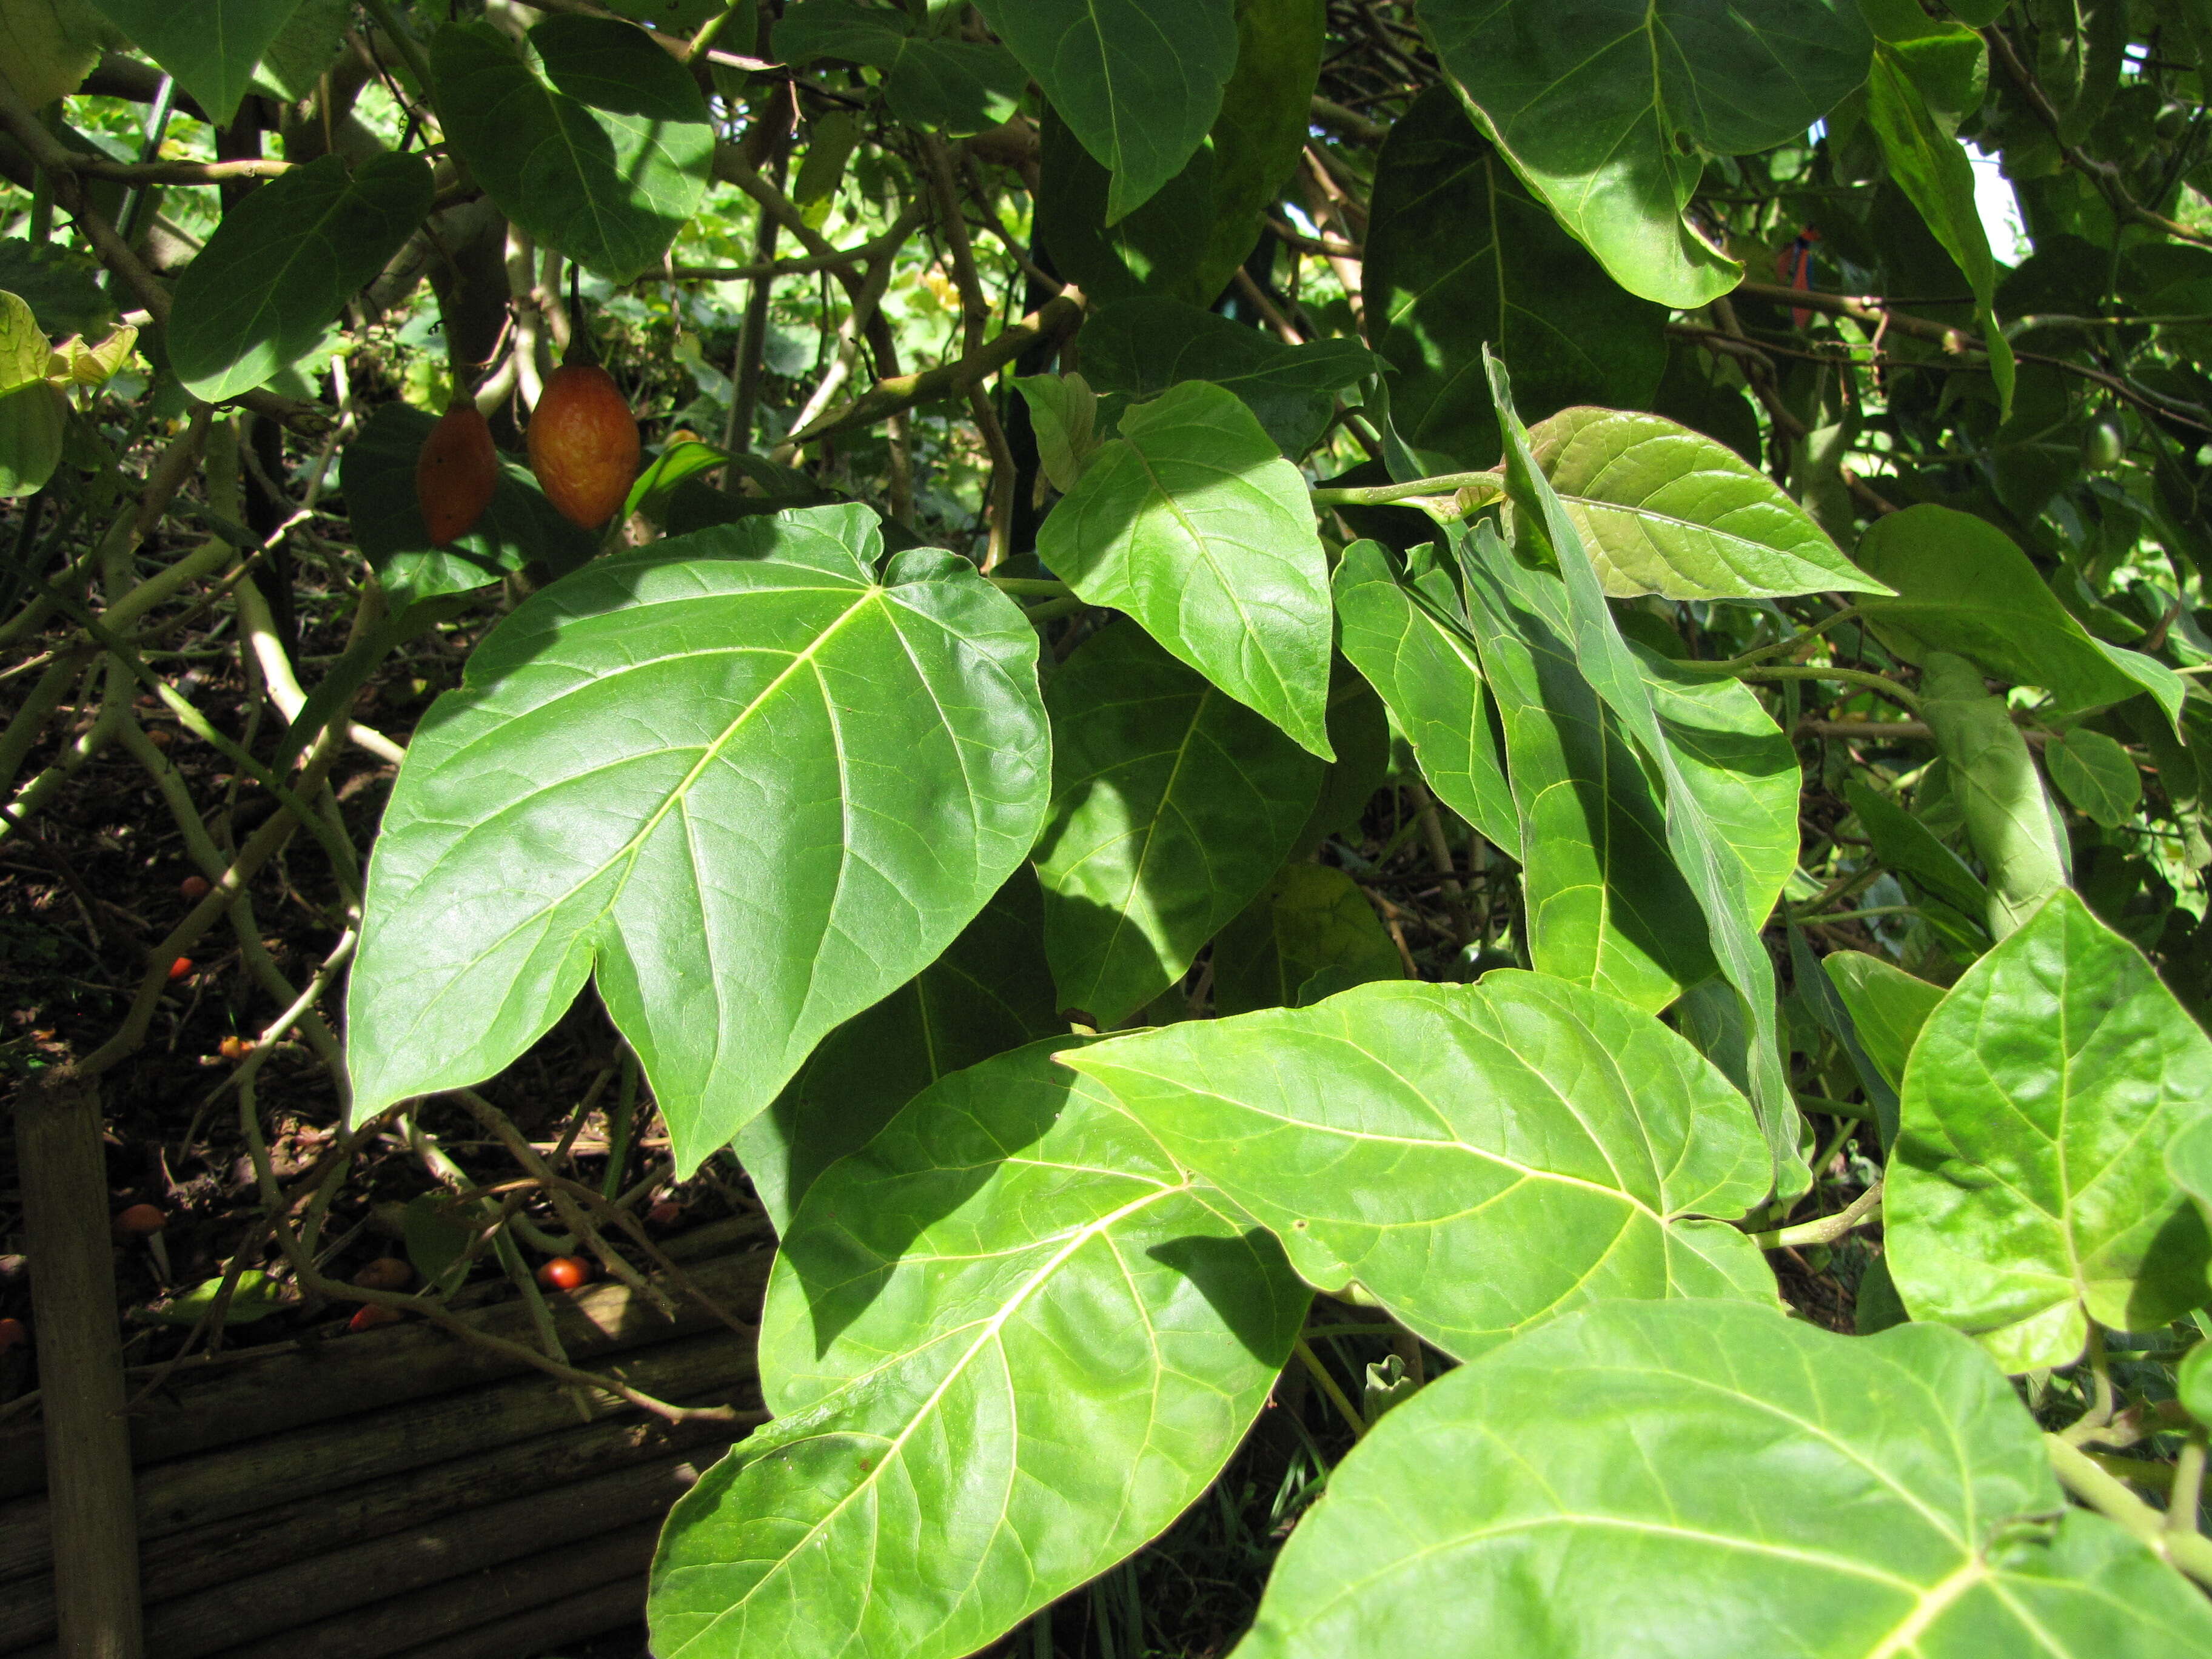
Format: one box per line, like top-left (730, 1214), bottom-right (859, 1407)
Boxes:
top-left (414, 395), bottom-right (500, 546)
top-left (526, 318), bottom-right (639, 532)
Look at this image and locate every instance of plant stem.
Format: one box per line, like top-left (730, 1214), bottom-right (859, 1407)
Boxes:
top-left (1293, 1338), bottom-right (1368, 1439)
top-left (1308, 472), bottom-right (1502, 508)
top-left (2045, 1434), bottom-right (2212, 1587)
top-left (1749, 1182), bottom-right (1882, 1248)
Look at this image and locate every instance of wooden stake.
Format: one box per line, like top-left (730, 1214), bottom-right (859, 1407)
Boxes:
top-left (12, 1070), bottom-right (142, 1659)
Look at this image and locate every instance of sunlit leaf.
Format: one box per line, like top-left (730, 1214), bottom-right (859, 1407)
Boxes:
top-left (1037, 380), bottom-right (1335, 757)
top-left (346, 506), bottom-right (1051, 1173)
top-left (1233, 1299), bottom-right (2212, 1658)
top-left (1064, 971), bottom-right (1775, 1360)
top-left (651, 1038), bottom-right (1306, 1659)
top-left (1888, 890), bottom-right (2212, 1371)
top-left (1821, 950), bottom-right (1944, 1094)
top-left (1922, 651), bottom-right (2070, 940)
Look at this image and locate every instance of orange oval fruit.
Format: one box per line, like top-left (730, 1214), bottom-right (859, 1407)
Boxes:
top-left (112, 1202), bottom-right (168, 1238)
top-left (527, 364), bottom-right (639, 531)
top-left (415, 401), bottom-right (500, 546)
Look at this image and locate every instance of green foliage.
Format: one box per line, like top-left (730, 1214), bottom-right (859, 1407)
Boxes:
top-left (1064, 973), bottom-right (1774, 1360)
top-left (1235, 1299), bottom-right (2212, 1657)
top-left (1888, 891), bottom-right (2212, 1370)
top-left (19, 4), bottom-right (2212, 1652)
top-left (344, 508), bottom-right (1051, 1173)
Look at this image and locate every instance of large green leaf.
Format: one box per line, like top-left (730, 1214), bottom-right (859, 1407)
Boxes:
top-left (340, 402), bottom-right (598, 605)
top-left (432, 18), bottom-right (714, 283)
top-left (1361, 90), bottom-right (1666, 470)
top-left (1080, 298), bottom-right (1379, 459)
top-left (974, 0), bottom-right (1238, 223)
top-left (1513, 406), bottom-right (1889, 600)
top-left (1460, 519), bottom-right (1801, 1020)
top-left (84, 0), bottom-right (303, 124)
top-left (1036, 379), bottom-right (1335, 757)
top-left (1034, 0), bottom-right (1321, 307)
top-left (167, 153), bottom-right (432, 403)
top-left (731, 868), bottom-right (1061, 1232)
top-left (1231, 1299), bottom-right (2212, 1659)
top-left (1821, 950), bottom-right (1944, 1093)
top-left (649, 1039), bottom-right (1307, 1659)
top-left (1419, 0), bottom-right (1872, 306)
top-left (1033, 622), bottom-right (1324, 1027)
top-left (345, 506), bottom-right (1052, 1174)
top-left (1330, 538), bottom-right (1516, 854)
top-left (1863, 39), bottom-right (2016, 417)
top-left (1212, 862), bottom-right (1403, 1016)
top-left (1922, 651), bottom-right (2070, 940)
top-left (1854, 506), bottom-right (2185, 723)
top-left (1888, 890), bottom-right (2212, 1372)
top-left (1063, 972), bottom-right (1775, 1360)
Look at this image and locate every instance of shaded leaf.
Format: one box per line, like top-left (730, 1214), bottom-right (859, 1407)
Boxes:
top-left (1854, 505), bottom-right (2184, 724)
top-left (974, 0), bottom-right (1238, 223)
top-left (433, 18), bottom-right (713, 283)
top-left (1361, 90), bottom-right (1665, 469)
top-left (2046, 727), bottom-right (2143, 828)
top-left (651, 1039), bottom-right (1307, 1659)
top-left (340, 401), bottom-right (598, 605)
top-left (1080, 297), bottom-right (1379, 459)
top-left (166, 152), bottom-right (432, 404)
top-left (1330, 537), bottom-right (1516, 854)
top-left (1888, 890), bottom-right (2212, 1371)
top-left (1063, 971), bottom-right (1775, 1361)
top-left (1420, 0), bottom-right (1872, 306)
top-left (1212, 862), bottom-right (1403, 1016)
top-left (1922, 651), bottom-right (2070, 940)
top-left (0, 383), bottom-right (66, 498)
top-left (85, 0), bottom-right (304, 124)
top-left (1034, 622), bottom-right (1323, 1027)
top-left (1036, 379), bottom-right (1334, 757)
top-left (732, 868), bottom-right (1061, 1231)
top-left (1821, 950), bottom-right (1944, 1093)
top-left (1518, 406), bottom-right (1888, 600)
top-left (0, 239), bottom-right (113, 340)
top-left (774, 2), bottom-right (1023, 134)
top-left (346, 506), bottom-right (1052, 1174)
top-left (1844, 773), bottom-right (1991, 927)
top-left (1232, 1299), bottom-right (2212, 1659)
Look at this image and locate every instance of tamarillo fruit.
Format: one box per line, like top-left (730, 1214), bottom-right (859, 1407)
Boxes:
top-left (415, 397), bottom-right (500, 546)
top-left (526, 343), bottom-right (640, 531)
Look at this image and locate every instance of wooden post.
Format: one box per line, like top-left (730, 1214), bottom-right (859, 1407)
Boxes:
top-left (13, 1069), bottom-right (142, 1659)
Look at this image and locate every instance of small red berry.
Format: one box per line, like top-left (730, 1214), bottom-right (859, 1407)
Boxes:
top-left (168, 957), bottom-right (193, 981)
top-left (179, 874), bottom-right (210, 900)
top-left (0, 1318), bottom-right (26, 1356)
top-left (217, 1034), bottom-right (254, 1062)
top-left (535, 1256), bottom-right (592, 1292)
top-left (347, 1304), bottom-right (403, 1333)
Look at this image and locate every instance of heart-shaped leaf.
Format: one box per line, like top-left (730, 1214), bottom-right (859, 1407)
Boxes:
top-left (1033, 621), bottom-right (1323, 1027)
top-left (1062, 971), bottom-right (1775, 1360)
top-left (1517, 406), bottom-right (1888, 600)
top-left (432, 18), bottom-right (713, 282)
top-left (85, 0), bottom-right (307, 125)
top-left (650, 1038), bottom-right (1307, 1659)
top-left (1888, 890), bottom-right (2212, 1371)
top-left (1362, 90), bottom-right (1666, 469)
top-left (732, 868), bottom-right (1060, 1230)
top-left (1232, 1299), bottom-right (2212, 1658)
top-left (346, 506), bottom-right (1052, 1173)
top-left (168, 152), bottom-right (433, 403)
top-left (1419, 0), bottom-right (1872, 306)
top-left (1037, 379), bottom-right (1335, 758)
top-left (973, 0), bottom-right (1238, 223)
